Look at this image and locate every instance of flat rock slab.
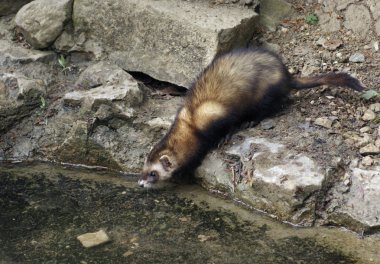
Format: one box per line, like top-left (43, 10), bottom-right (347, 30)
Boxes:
top-left (325, 163), bottom-right (380, 233)
top-left (0, 40), bottom-right (56, 65)
top-left (197, 136), bottom-right (325, 226)
top-left (63, 62), bottom-right (143, 109)
top-left (15, 0), bottom-right (73, 49)
top-left (73, 0), bottom-right (259, 87)
top-left (343, 4), bottom-right (372, 38)
top-left (77, 230), bottom-right (110, 248)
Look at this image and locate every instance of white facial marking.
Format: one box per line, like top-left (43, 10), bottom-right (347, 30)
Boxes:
top-left (149, 162), bottom-right (171, 181)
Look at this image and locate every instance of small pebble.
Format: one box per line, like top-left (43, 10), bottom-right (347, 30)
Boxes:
top-left (314, 117), bottom-right (333, 129)
top-left (349, 53), bottom-right (365, 63)
top-left (369, 103), bottom-right (380, 113)
top-left (198, 234), bottom-right (212, 242)
top-left (362, 109), bottom-right (376, 121)
top-left (343, 178), bottom-right (351, 186)
top-left (260, 119), bottom-right (275, 130)
top-left (322, 39), bottom-right (343, 51)
top-left (374, 41), bottom-right (379, 52)
top-left (77, 230), bottom-right (110, 248)
top-left (316, 37), bottom-right (326, 46)
top-left (123, 251), bottom-right (134, 257)
top-left (359, 126), bottom-right (371, 133)
top-left (361, 156), bottom-right (374, 166)
top-left (360, 144), bottom-right (380, 156)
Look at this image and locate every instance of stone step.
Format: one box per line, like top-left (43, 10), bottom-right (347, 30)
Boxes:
top-left (196, 133), bottom-right (380, 232)
top-left (196, 135), bottom-right (326, 226)
top-left (73, 0), bottom-right (259, 87)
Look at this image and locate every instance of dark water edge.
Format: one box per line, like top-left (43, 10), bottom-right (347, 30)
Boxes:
top-left (0, 162), bottom-right (375, 263)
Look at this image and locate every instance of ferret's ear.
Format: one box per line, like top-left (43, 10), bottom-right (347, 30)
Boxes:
top-left (159, 155), bottom-right (172, 171)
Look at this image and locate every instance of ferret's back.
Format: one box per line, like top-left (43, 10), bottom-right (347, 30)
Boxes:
top-left (187, 49), bottom-right (290, 109)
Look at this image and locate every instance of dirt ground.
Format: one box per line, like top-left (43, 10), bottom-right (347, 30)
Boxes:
top-left (249, 1), bottom-right (380, 168)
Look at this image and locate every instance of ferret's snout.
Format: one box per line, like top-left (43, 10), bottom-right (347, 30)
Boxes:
top-left (138, 179), bottom-right (146, 187)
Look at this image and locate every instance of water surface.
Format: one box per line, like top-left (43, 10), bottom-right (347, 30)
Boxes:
top-left (0, 162), bottom-right (378, 263)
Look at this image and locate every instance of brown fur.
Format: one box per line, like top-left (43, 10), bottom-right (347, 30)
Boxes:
top-left (139, 48), bottom-right (364, 187)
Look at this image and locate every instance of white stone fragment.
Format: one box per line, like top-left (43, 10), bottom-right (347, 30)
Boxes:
top-left (77, 230), bottom-right (110, 248)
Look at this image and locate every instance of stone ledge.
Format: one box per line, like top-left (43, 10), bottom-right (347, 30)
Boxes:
top-left (73, 0), bottom-right (259, 87)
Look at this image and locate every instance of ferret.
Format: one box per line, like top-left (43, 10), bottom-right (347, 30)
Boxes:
top-left (138, 48), bottom-right (364, 188)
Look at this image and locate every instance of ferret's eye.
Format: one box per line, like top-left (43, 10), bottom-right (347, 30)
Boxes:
top-left (149, 171), bottom-right (158, 178)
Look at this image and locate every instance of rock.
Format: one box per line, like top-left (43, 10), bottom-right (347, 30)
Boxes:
top-left (15, 0), bottom-right (73, 49)
top-left (54, 121), bottom-right (122, 169)
top-left (322, 39), bottom-right (343, 51)
top-left (0, 40), bottom-right (56, 65)
top-left (349, 53), bottom-right (365, 63)
top-left (369, 103), bottom-right (380, 113)
top-left (147, 117), bottom-right (172, 129)
top-left (336, 0), bottom-right (360, 11)
top-left (375, 19), bottom-right (380, 37)
top-left (123, 251), bottom-right (134, 257)
top-left (64, 62), bottom-right (143, 109)
top-left (343, 5), bottom-right (372, 38)
top-left (294, 46), bottom-right (312, 56)
top-left (198, 234), bottom-right (212, 242)
top-left (53, 31), bottom-right (75, 51)
top-left (197, 137), bottom-right (326, 226)
top-left (367, 0), bottom-right (380, 20)
top-left (77, 230), bottom-right (110, 248)
top-left (359, 126), bottom-right (371, 134)
top-left (362, 109), bottom-right (376, 121)
top-left (260, 119), bottom-right (275, 130)
top-left (374, 41), bottom-right (379, 52)
top-left (321, 1), bottom-right (336, 12)
top-left (318, 12), bottom-right (341, 33)
top-left (0, 73), bottom-right (46, 133)
top-left (0, 0), bottom-right (32, 16)
top-left (316, 37), bottom-right (326, 46)
top-left (324, 162), bottom-right (380, 233)
top-left (76, 61), bottom-right (124, 88)
top-left (63, 82), bottom-right (143, 110)
top-left (301, 64), bottom-right (319, 77)
top-left (361, 156), bottom-right (374, 166)
top-left (259, 0), bottom-right (292, 31)
top-left (314, 117), bottom-right (333, 129)
top-left (73, 0), bottom-right (259, 87)
top-left (360, 144), bottom-right (380, 156)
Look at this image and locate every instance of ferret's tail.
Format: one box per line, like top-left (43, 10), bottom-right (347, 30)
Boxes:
top-left (291, 72), bottom-right (364, 92)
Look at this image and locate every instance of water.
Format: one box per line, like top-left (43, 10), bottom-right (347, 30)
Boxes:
top-left (0, 162), bottom-right (379, 263)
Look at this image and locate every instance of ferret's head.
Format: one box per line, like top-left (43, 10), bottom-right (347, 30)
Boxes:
top-left (138, 150), bottom-right (178, 188)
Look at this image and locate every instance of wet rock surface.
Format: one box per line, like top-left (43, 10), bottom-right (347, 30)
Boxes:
top-left (0, 163), bottom-right (375, 263)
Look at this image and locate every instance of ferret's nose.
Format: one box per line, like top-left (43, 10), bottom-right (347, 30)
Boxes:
top-left (138, 179), bottom-right (145, 187)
